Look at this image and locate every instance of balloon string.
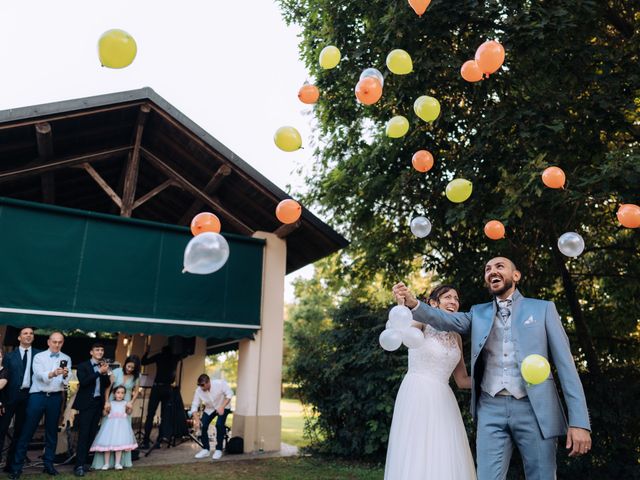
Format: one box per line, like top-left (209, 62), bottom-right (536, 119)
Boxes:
top-left (388, 263), bottom-right (406, 306)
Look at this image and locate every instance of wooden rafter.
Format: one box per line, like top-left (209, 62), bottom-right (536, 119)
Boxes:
top-left (132, 179), bottom-right (175, 210)
top-left (151, 107), bottom-right (278, 199)
top-left (273, 221), bottom-right (301, 239)
top-left (178, 164), bottom-right (232, 224)
top-left (120, 104), bottom-right (151, 217)
top-left (140, 147), bottom-right (253, 235)
top-left (81, 163), bottom-right (122, 208)
top-left (0, 146), bottom-right (132, 185)
top-left (35, 122), bottom-right (55, 203)
top-left (0, 102), bottom-right (145, 131)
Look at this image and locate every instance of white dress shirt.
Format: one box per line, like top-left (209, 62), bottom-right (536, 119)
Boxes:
top-left (190, 380), bottom-right (233, 415)
top-left (19, 346), bottom-right (33, 389)
top-left (30, 349), bottom-right (72, 393)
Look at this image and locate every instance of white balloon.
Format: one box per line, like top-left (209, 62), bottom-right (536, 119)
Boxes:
top-left (360, 67), bottom-right (384, 86)
top-left (557, 232), bottom-right (585, 258)
top-left (183, 232), bottom-right (230, 274)
top-left (379, 329), bottom-right (403, 351)
top-left (402, 327), bottom-right (425, 349)
top-left (388, 305), bottom-right (413, 330)
top-left (410, 216), bottom-right (432, 238)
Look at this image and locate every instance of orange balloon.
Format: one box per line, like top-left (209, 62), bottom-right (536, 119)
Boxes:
top-left (191, 212), bottom-right (221, 236)
top-left (276, 199), bottom-right (302, 224)
top-left (298, 84), bottom-right (319, 104)
top-left (541, 166), bottom-right (566, 189)
top-left (475, 40), bottom-right (505, 74)
top-left (484, 220), bottom-right (506, 240)
top-left (355, 77), bottom-right (383, 105)
top-left (412, 150), bottom-right (434, 172)
top-left (408, 0), bottom-right (431, 16)
top-left (461, 60), bottom-right (483, 82)
top-left (617, 204), bottom-right (640, 228)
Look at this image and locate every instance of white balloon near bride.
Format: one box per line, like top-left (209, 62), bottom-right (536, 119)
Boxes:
top-left (402, 326), bottom-right (425, 348)
top-left (387, 305), bottom-right (413, 330)
top-left (379, 328), bottom-right (403, 351)
top-left (379, 304), bottom-right (424, 351)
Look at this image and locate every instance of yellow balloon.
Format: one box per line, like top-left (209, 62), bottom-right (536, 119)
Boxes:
top-left (319, 46), bottom-right (341, 69)
top-left (385, 116), bottom-right (410, 138)
top-left (445, 179), bottom-right (473, 203)
top-left (414, 95), bottom-right (441, 122)
top-left (521, 354), bottom-right (551, 385)
top-left (98, 29), bottom-right (137, 69)
top-left (386, 49), bottom-right (413, 75)
top-left (274, 126), bottom-right (302, 152)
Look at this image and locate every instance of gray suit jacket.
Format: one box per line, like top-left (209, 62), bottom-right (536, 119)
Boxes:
top-left (413, 289), bottom-right (590, 438)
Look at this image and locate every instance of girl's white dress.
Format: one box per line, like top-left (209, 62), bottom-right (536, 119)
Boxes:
top-left (384, 324), bottom-right (476, 480)
top-left (90, 400), bottom-right (138, 452)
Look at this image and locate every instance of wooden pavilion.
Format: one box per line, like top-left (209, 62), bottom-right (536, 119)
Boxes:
top-left (0, 88), bottom-right (347, 452)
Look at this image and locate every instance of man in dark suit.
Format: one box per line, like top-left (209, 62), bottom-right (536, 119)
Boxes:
top-left (72, 343), bottom-right (111, 477)
top-left (140, 345), bottom-right (184, 449)
top-left (0, 327), bottom-right (41, 473)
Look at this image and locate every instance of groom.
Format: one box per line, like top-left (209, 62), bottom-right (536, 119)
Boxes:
top-left (393, 257), bottom-right (591, 480)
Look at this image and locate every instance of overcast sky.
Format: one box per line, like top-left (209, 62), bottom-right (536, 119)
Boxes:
top-left (0, 0), bottom-right (318, 300)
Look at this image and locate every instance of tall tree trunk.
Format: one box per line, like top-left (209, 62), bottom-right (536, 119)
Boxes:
top-left (551, 241), bottom-right (601, 378)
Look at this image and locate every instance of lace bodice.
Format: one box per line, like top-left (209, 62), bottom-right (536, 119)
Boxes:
top-left (408, 325), bottom-right (460, 383)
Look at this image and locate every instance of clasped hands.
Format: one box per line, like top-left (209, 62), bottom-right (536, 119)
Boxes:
top-left (392, 282), bottom-right (419, 309)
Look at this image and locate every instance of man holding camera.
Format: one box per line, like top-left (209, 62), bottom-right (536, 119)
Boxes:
top-left (72, 343), bottom-right (111, 477)
top-left (9, 332), bottom-right (71, 479)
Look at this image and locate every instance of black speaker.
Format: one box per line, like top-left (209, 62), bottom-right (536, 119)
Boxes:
top-left (168, 336), bottom-right (195, 356)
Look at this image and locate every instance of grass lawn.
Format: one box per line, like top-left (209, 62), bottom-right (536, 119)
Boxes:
top-left (280, 398), bottom-right (310, 447)
top-left (55, 457), bottom-right (384, 480)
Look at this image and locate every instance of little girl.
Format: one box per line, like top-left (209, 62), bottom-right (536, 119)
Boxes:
top-left (90, 385), bottom-right (138, 470)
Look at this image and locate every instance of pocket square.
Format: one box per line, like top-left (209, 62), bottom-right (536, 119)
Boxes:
top-left (523, 316), bottom-right (536, 325)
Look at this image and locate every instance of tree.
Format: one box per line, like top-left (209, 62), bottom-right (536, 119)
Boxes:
top-left (279, 0), bottom-right (639, 373)
top-left (279, 0), bottom-right (640, 474)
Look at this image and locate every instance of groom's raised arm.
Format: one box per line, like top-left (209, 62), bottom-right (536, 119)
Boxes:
top-left (413, 302), bottom-right (472, 335)
top-left (392, 282), bottom-right (472, 335)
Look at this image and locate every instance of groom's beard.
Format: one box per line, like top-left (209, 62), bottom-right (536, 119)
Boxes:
top-left (486, 278), bottom-right (514, 297)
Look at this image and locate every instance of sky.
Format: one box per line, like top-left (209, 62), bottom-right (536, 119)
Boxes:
top-left (0, 0), bottom-right (318, 301)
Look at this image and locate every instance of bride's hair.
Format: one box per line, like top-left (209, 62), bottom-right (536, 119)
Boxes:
top-left (427, 285), bottom-right (458, 306)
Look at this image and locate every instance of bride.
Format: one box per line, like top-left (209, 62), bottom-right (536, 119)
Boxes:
top-left (385, 285), bottom-right (476, 480)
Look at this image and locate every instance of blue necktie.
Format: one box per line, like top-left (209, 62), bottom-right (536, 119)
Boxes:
top-left (50, 352), bottom-right (60, 358)
top-left (498, 299), bottom-right (512, 325)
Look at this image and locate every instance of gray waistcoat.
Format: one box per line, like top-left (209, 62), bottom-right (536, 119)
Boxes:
top-left (481, 301), bottom-right (527, 398)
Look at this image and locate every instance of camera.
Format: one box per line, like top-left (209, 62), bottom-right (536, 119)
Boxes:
top-left (59, 360), bottom-right (67, 368)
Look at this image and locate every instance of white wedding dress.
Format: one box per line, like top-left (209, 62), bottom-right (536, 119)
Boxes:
top-left (384, 324), bottom-right (476, 480)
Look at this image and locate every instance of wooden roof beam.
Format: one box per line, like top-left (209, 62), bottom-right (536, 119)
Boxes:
top-left (132, 179), bottom-right (176, 210)
top-left (141, 147), bottom-right (253, 235)
top-left (35, 122), bottom-right (55, 203)
top-left (120, 104), bottom-right (151, 217)
top-left (0, 146), bottom-right (132, 185)
top-left (274, 221), bottom-right (301, 239)
top-left (178, 164), bottom-right (232, 224)
top-left (81, 163), bottom-right (122, 208)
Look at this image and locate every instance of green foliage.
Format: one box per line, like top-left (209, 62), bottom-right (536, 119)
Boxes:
top-left (279, 0), bottom-right (639, 471)
top-left (278, 0), bottom-right (640, 372)
top-left (289, 300), bottom-right (406, 457)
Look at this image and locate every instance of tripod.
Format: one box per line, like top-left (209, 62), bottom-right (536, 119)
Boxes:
top-left (134, 384), bottom-right (152, 442)
top-left (144, 386), bottom-right (191, 456)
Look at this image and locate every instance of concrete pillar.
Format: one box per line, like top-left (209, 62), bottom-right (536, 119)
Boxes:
top-left (233, 231), bottom-right (286, 452)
